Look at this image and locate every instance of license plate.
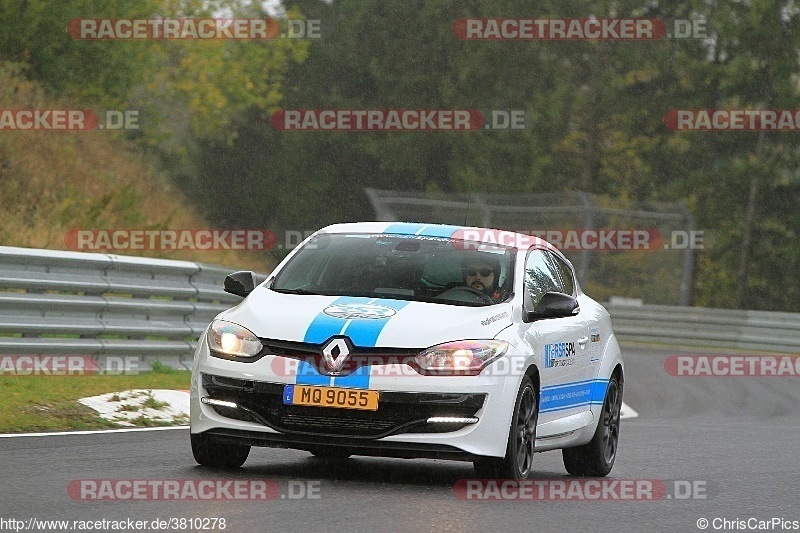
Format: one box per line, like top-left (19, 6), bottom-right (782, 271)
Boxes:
top-left (283, 384), bottom-right (379, 411)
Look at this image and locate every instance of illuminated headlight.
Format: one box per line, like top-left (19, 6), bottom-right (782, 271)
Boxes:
top-left (416, 340), bottom-right (508, 375)
top-left (207, 320), bottom-right (262, 358)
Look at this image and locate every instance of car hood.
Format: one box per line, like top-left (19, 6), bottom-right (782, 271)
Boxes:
top-left (218, 287), bottom-right (515, 349)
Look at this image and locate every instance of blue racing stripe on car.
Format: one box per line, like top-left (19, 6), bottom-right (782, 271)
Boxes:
top-left (295, 360), bottom-right (330, 386)
top-left (343, 299), bottom-right (409, 346)
top-left (383, 223), bottom-right (463, 238)
top-left (539, 379), bottom-right (610, 413)
top-left (383, 222), bottom-right (428, 235)
top-left (298, 297), bottom-right (409, 389)
top-left (329, 299), bottom-right (408, 388)
top-left (416, 224), bottom-right (464, 238)
top-left (302, 296), bottom-right (363, 344)
top-left (298, 295), bottom-right (357, 386)
top-left (331, 365), bottom-right (370, 389)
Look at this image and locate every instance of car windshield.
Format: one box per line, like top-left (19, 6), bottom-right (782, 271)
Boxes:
top-left (271, 233), bottom-right (515, 306)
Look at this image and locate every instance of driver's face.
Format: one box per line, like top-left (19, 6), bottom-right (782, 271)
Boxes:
top-left (464, 262), bottom-right (496, 292)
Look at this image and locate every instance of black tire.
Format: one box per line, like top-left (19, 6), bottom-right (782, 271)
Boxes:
top-left (562, 375), bottom-right (622, 477)
top-left (191, 432), bottom-right (250, 468)
top-left (308, 447), bottom-right (352, 459)
top-left (473, 376), bottom-right (538, 479)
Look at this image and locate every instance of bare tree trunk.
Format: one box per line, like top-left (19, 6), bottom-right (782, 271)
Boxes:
top-left (581, 113), bottom-right (597, 191)
top-left (735, 130), bottom-right (765, 309)
top-left (580, 54), bottom-right (599, 191)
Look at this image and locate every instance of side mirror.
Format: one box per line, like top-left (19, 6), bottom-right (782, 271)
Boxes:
top-left (523, 291), bottom-right (579, 322)
top-left (224, 271), bottom-right (265, 298)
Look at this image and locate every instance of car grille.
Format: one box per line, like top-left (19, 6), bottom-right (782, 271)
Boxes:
top-left (259, 338), bottom-right (423, 376)
top-left (202, 374), bottom-right (486, 439)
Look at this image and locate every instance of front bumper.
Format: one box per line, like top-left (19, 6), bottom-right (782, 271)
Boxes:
top-left (201, 374), bottom-right (486, 439)
top-left (190, 337), bottom-right (524, 458)
top-left (202, 427), bottom-right (479, 461)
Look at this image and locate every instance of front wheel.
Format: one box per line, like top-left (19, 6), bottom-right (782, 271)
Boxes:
top-left (191, 432), bottom-right (250, 468)
top-left (473, 376), bottom-right (538, 479)
top-left (562, 375), bottom-right (622, 477)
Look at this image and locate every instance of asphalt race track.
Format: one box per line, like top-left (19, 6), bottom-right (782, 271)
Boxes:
top-left (1, 346), bottom-right (799, 533)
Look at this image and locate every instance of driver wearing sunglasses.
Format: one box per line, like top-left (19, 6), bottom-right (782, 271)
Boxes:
top-left (462, 257), bottom-right (501, 301)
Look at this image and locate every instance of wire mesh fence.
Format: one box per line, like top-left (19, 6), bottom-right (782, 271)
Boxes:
top-left (365, 188), bottom-right (696, 305)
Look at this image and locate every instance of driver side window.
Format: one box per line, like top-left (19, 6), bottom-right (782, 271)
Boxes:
top-left (524, 250), bottom-right (565, 308)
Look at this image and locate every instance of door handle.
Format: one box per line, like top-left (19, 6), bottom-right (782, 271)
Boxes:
top-left (577, 336), bottom-right (589, 347)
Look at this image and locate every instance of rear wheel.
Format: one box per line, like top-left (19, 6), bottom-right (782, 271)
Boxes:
top-left (562, 375), bottom-right (622, 476)
top-left (473, 376), bottom-right (538, 479)
top-left (191, 432), bottom-right (250, 468)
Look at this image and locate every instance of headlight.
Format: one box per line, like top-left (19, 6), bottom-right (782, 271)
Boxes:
top-left (207, 320), bottom-right (262, 358)
top-left (415, 340), bottom-right (508, 375)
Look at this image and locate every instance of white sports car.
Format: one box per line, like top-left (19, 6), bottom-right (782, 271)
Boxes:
top-left (190, 222), bottom-right (624, 479)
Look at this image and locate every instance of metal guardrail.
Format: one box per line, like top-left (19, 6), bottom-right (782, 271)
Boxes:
top-left (0, 246), bottom-right (242, 370)
top-left (607, 301), bottom-right (800, 354)
top-left (1, 247), bottom-right (797, 373)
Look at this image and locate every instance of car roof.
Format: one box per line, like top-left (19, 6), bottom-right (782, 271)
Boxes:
top-left (316, 221), bottom-right (561, 254)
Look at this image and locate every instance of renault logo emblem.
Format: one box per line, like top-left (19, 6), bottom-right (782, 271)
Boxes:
top-left (322, 337), bottom-right (350, 375)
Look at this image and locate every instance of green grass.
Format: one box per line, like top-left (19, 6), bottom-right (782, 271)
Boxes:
top-left (141, 393), bottom-right (169, 410)
top-left (128, 414), bottom-right (187, 427)
top-left (0, 371), bottom-right (191, 433)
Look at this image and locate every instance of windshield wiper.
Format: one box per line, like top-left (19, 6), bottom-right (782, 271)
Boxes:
top-left (271, 288), bottom-right (321, 295)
